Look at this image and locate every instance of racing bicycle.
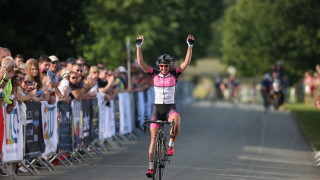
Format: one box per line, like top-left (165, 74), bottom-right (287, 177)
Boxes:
top-left (144, 118), bottom-right (175, 180)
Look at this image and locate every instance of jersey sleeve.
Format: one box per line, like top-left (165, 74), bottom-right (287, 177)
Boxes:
top-left (170, 67), bottom-right (182, 79)
top-left (147, 67), bottom-right (160, 78)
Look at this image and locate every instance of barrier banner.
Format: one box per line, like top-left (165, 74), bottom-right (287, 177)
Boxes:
top-left (107, 100), bottom-right (115, 138)
top-left (118, 92), bottom-right (132, 135)
top-left (1, 103), bottom-right (23, 162)
top-left (41, 102), bottom-right (58, 158)
top-left (145, 87), bottom-right (154, 120)
top-left (114, 95), bottom-right (120, 133)
top-left (97, 93), bottom-right (108, 140)
top-left (58, 102), bottom-right (72, 151)
top-left (71, 100), bottom-right (83, 148)
top-left (136, 91), bottom-right (145, 127)
top-left (24, 101), bottom-right (45, 160)
top-left (82, 100), bottom-right (91, 146)
top-left (90, 97), bottom-right (99, 141)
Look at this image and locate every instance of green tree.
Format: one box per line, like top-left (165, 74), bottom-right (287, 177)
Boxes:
top-left (0, 0), bottom-right (90, 60)
top-left (221, 0), bottom-right (320, 80)
top-left (82, 0), bottom-right (224, 68)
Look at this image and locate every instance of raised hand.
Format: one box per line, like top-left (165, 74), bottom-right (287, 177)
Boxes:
top-left (186, 34), bottom-right (195, 47)
top-left (136, 35), bottom-right (144, 47)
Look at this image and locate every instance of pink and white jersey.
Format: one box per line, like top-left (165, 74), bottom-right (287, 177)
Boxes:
top-left (148, 67), bottom-right (181, 104)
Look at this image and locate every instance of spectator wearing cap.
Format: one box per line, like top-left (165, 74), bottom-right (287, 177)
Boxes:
top-left (14, 54), bottom-right (24, 68)
top-left (47, 55), bottom-right (63, 102)
top-left (115, 66), bottom-right (128, 91)
top-left (48, 55), bottom-right (60, 84)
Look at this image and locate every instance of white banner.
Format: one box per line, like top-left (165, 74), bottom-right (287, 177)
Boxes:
top-left (145, 87), bottom-right (154, 120)
top-left (97, 93), bottom-right (108, 140)
top-left (118, 92), bottom-right (132, 135)
top-left (1, 103), bottom-right (23, 162)
top-left (107, 100), bottom-right (115, 138)
top-left (41, 101), bottom-right (58, 158)
top-left (71, 100), bottom-right (83, 148)
top-left (136, 91), bottom-right (145, 127)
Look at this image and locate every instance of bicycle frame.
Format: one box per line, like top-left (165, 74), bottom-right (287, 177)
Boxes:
top-left (144, 118), bottom-right (175, 180)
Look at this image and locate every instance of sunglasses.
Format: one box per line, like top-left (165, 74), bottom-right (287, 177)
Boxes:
top-left (23, 81), bottom-right (32, 84)
top-left (71, 77), bottom-right (78, 80)
top-left (76, 70), bottom-right (83, 72)
top-left (159, 64), bottom-right (170, 68)
top-left (16, 77), bottom-right (24, 81)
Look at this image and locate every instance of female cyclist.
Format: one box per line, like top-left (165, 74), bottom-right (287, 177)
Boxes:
top-left (136, 34), bottom-right (194, 178)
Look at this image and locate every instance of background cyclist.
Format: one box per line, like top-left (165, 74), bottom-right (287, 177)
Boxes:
top-left (136, 34), bottom-right (194, 178)
top-left (261, 73), bottom-right (272, 108)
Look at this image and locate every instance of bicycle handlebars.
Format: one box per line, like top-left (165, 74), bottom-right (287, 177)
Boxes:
top-left (143, 118), bottom-right (175, 134)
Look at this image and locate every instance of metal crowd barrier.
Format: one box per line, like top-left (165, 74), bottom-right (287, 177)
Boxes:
top-left (0, 81), bottom-right (194, 178)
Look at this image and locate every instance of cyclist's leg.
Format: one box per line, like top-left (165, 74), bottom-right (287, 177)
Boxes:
top-left (149, 105), bottom-right (159, 162)
top-left (167, 111), bottom-right (180, 156)
top-left (149, 125), bottom-right (158, 162)
top-left (168, 112), bottom-right (180, 142)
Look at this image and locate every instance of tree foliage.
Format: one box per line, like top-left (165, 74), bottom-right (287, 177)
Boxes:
top-left (0, 0), bottom-right (90, 60)
top-left (221, 0), bottom-right (320, 79)
top-left (0, 0), bottom-right (224, 68)
top-left (82, 0), bottom-right (224, 68)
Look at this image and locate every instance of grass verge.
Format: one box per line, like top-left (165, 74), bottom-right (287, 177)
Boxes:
top-left (283, 103), bottom-right (320, 150)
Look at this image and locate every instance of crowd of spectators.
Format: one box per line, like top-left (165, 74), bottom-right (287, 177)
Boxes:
top-left (303, 64), bottom-right (320, 109)
top-left (0, 46), bottom-right (154, 176)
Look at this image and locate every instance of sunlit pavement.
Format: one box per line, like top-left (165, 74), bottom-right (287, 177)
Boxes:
top-left (14, 101), bottom-right (320, 180)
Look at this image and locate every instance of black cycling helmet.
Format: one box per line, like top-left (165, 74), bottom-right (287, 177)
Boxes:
top-left (157, 54), bottom-right (173, 65)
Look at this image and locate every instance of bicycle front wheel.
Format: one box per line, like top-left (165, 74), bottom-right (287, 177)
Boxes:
top-left (158, 139), bottom-right (167, 180)
top-left (152, 137), bottom-right (161, 180)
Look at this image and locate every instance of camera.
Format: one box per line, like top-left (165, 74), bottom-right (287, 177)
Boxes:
top-left (105, 101), bottom-right (111, 107)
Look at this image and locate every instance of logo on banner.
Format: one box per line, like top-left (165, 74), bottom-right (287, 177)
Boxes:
top-left (44, 107), bottom-right (55, 139)
top-left (5, 109), bottom-right (19, 145)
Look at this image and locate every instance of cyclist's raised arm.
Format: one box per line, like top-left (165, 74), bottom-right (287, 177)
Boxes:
top-left (179, 34), bottom-right (194, 73)
top-left (136, 35), bottom-right (151, 73)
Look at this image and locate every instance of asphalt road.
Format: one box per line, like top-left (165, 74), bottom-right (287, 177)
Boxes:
top-left (15, 101), bottom-right (320, 180)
